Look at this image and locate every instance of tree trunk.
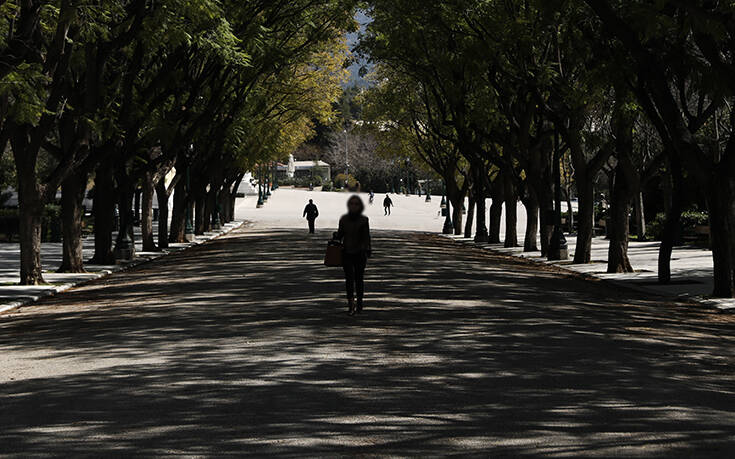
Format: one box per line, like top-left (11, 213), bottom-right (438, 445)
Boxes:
top-left (566, 191), bottom-right (574, 234)
top-left (169, 174), bottom-right (187, 243)
top-left (464, 194), bottom-right (475, 238)
top-left (141, 170), bottom-right (157, 252)
top-left (451, 198), bottom-right (463, 236)
top-left (90, 160), bottom-right (116, 265)
top-left (539, 194), bottom-right (554, 257)
top-left (634, 192), bottom-right (646, 241)
top-left (503, 172), bottom-right (518, 247)
top-left (662, 172), bottom-right (673, 215)
top-left (606, 176), bottom-right (633, 273)
top-left (658, 162), bottom-right (684, 285)
top-left (227, 173), bottom-right (245, 222)
top-left (133, 188), bottom-right (141, 226)
top-left (17, 183), bottom-right (45, 285)
top-left (573, 179), bottom-right (595, 264)
top-left (194, 189), bottom-right (206, 235)
top-left (59, 169), bottom-right (88, 273)
top-left (11, 130), bottom-right (46, 285)
top-left (474, 171), bottom-right (488, 243)
top-left (222, 180), bottom-right (235, 223)
top-left (607, 95), bottom-right (637, 273)
top-left (155, 178), bottom-right (170, 249)
top-left (708, 192), bottom-right (734, 297)
top-left (707, 162), bottom-right (735, 297)
top-left (114, 172), bottom-right (136, 261)
top-left (220, 191), bottom-right (232, 223)
top-left (225, 194), bottom-right (234, 222)
top-left (204, 184), bottom-right (217, 232)
top-left (475, 195), bottom-right (489, 242)
top-left (489, 178), bottom-right (504, 244)
top-left (523, 193), bottom-right (539, 252)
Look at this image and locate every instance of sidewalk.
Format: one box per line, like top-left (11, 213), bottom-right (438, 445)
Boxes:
top-left (445, 232), bottom-right (735, 312)
top-left (0, 220), bottom-right (244, 314)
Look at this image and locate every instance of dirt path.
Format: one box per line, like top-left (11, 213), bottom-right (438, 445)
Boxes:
top-left (1, 227), bottom-right (734, 456)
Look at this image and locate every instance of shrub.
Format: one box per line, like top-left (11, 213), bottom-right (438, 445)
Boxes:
top-left (648, 213), bottom-right (666, 240)
top-left (42, 205), bottom-right (62, 242)
top-left (333, 173), bottom-right (356, 189)
top-left (281, 175), bottom-right (323, 188)
top-left (681, 210), bottom-right (709, 228)
top-left (0, 205), bottom-right (63, 242)
top-left (648, 210), bottom-right (709, 241)
top-left (321, 181), bottom-right (333, 192)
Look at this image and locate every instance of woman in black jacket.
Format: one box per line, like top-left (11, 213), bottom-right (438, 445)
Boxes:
top-left (335, 195), bottom-right (372, 315)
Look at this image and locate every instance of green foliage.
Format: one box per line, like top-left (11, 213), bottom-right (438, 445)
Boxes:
top-left (682, 211), bottom-right (710, 229)
top-left (647, 213), bottom-right (666, 241)
top-left (280, 175), bottom-right (323, 188)
top-left (0, 149), bottom-right (15, 195)
top-left (333, 173), bottom-right (357, 189)
top-left (649, 211), bottom-right (710, 241)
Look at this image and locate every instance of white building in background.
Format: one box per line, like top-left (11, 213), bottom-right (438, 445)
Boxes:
top-left (278, 154), bottom-right (331, 181)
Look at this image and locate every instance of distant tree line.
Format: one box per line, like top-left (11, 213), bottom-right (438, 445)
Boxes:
top-left (295, 85), bottom-right (433, 193)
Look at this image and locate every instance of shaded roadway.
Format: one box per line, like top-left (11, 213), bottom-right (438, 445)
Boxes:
top-left (0, 227), bottom-right (734, 456)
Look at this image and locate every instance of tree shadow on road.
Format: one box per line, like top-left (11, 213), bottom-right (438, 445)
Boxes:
top-left (0, 229), bottom-right (734, 456)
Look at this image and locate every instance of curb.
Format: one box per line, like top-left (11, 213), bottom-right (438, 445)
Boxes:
top-left (439, 234), bottom-right (734, 313)
top-left (0, 221), bottom-right (245, 316)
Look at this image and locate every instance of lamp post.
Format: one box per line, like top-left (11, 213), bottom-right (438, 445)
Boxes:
top-left (548, 131), bottom-right (569, 260)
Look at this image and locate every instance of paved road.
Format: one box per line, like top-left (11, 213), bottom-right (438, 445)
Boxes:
top-left (1, 226), bottom-right (734, 456)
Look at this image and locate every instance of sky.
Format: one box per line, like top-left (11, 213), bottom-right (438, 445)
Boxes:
top-left (346, 10), bottom-right (372, 87)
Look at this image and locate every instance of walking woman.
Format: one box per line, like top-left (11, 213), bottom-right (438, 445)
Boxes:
top-left (335, 195), bottom-right (372, 315)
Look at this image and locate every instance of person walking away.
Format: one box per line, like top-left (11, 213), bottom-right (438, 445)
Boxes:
top-left (335, 195), bottom-right (372, 315)
top-left (303, 199), bottom-right (319, 234)
top-left (369, 190), bottom-right (375, 205)
top-left (383, 194), bottom-right (393, 216)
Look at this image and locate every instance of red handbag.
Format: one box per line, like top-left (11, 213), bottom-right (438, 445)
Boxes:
top-left (324, 240), bottom-right (344, 267)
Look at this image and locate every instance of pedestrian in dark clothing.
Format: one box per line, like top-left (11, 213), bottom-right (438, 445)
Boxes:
top-left (383, 195), bottom-right (393, 216)
top-left (335, 195), bottom-right (372, 315)
top-left (303, 199), bottom-right (319, 234)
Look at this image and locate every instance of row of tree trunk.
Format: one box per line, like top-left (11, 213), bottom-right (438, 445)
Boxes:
top-left (19, 154), bottom-right (246, 284)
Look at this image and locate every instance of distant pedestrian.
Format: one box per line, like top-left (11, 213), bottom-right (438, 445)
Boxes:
top-left (303, 199), bottom-right (319, 234)
top-left (334, 195), bottom-right (372, 315)
top-left (369, 190), bottom-right (375, 205)
top-left (383, 195), bottom-right (393, 216)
